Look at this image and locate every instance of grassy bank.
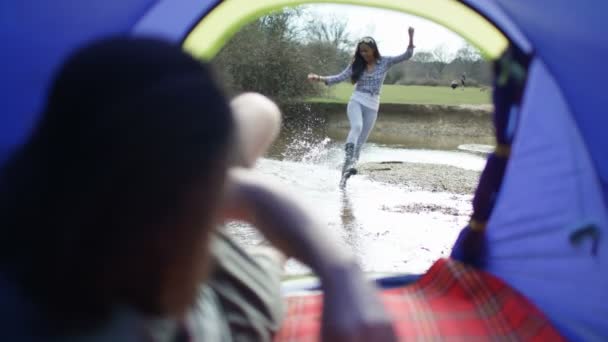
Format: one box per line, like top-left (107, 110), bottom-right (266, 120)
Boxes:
top-left (308, 84), bottom-right (491, 106)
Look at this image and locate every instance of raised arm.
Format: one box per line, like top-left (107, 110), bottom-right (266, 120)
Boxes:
top-left (222, 169), bottom-right (396, 342)
top-left (308, 63), bottom-right (353, 86)
top-left (385, 26), bottom-right (416, 67)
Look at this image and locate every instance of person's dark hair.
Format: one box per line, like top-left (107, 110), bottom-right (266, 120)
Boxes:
top-left (350, 37), bottom-right (381, 84)
top-left (0, 37), bottom-right (234, 334)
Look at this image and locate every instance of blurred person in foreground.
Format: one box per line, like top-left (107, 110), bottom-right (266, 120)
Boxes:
top-left (0, 37), bottom-right (395, 342)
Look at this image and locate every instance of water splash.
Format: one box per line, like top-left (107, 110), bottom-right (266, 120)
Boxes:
top-left (279, 103), bottom-right (340, 164)
top-left (282, 136), bottom-right (334, 164)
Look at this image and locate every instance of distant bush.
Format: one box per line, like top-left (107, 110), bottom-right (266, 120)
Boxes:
top-left (211, 9), bottom-right (351, 104)
top-left (212, 10), bottom-right (321, 103)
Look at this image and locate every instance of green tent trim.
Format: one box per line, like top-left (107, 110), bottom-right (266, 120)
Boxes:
top-left (184, 0), bottom-right (508, 60)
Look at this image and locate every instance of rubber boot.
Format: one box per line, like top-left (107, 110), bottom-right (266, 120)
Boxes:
top-left (354, 144), bottom-right (362, 164)
top-left (340, 143), bottom-right (357, 189)
top-left (341, 143), bottom-right (356, 175)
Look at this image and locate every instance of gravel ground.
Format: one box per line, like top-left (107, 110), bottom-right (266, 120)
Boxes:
top-left (357, 161), bottom-right (481, 195)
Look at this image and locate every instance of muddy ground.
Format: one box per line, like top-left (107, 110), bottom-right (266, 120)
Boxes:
top-left (357, 161), bottom-right (481, 195)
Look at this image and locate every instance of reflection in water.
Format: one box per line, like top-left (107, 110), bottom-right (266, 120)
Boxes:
top-left (340, 190), bottom-right (355, 227)
top-left (339, 190), bottom-right (357, 247)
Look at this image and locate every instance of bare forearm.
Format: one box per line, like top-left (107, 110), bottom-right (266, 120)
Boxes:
top-left (322, 65), bottom-right (352, 86)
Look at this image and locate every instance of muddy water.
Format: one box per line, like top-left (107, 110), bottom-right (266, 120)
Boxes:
top-left (227, 107), bottom-right (492, 276)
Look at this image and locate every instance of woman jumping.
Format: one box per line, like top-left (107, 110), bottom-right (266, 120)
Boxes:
top-left (308, 27), bottom-right (415, 188)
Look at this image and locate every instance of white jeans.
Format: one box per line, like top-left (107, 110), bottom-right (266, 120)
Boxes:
top-left (346, 99), bottom-right (378, 160)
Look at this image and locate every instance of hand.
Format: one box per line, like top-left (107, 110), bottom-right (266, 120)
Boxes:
top-left (230, 93), bottom-right (282, 168)
top-left (407, 27), bottom-right (415, 48)
top-left (307, 73), bottom-right (321, 82)
top-left (320, 263), bottom-right (397, 342)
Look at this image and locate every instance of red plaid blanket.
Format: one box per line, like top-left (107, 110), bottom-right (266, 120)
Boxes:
top-left (276, 258), bottom-right (564, 341)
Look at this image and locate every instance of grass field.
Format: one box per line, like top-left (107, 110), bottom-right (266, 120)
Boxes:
top-left (308, 83), bottom-right (491, 105)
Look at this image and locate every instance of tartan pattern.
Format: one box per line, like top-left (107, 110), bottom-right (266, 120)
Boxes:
top-left (275, 259), bottom-right (564, 341)
top-left (324, 47), bottom-right (414, 95)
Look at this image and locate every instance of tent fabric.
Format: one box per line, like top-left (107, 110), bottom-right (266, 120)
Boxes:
top-left (0, 0), bottom-right (222, 164)
top-left (461, 0), bottom-right (531, 54)
top-left (0, 1), bottom-right (160, 163)
top-left (132, 0), bottom-right (217, 41)
top-left (473, 0), bottom-right (608, 204)
top-left (461, 2), bottom-right (608, 339)
top-left (483, 58), bottom-right (608, 341)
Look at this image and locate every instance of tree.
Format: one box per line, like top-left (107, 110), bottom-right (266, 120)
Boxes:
top-left (408, 51), bottom-right (435, 81)
top-left (430, 44), bottom-right (453, 79)
top-left (211, 9), bottom-right (319, 102)
top-left (299, 12), bottom-right (352, 78)
top-left (451, 42), bottom-right (490, 85)
top-left (412, 51), bottom-right (434, 63)
top-left (259, 7), bottom-right (302, 41)
top-left (454, 42), bottom-right (482, 62)
top-left (304, 14), bottom-right (353, 52)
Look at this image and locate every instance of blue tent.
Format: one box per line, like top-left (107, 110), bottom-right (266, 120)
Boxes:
top-left (1, 1), bottom-right (606, 340)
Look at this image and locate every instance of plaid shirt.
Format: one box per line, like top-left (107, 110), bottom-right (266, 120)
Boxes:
top-left (324, 46), bottom-right (414, 95)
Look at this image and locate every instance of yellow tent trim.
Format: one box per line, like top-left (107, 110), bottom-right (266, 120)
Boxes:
top-left (184, 0), bottom-right (508, 60)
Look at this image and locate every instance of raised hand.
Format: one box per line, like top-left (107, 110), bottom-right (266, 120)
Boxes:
top-left (408, 27), bottom-right (415, 48)
top-left (230, 92), bottom-right (282, 168)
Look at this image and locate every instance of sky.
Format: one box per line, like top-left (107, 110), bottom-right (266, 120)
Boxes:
top-left (303, 4), bottom-right (468, 57)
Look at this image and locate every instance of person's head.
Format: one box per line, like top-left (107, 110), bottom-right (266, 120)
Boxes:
top-left (0, 37), bottom-right (234, 333)
top-left (351, 36), bottom-right (381, 84)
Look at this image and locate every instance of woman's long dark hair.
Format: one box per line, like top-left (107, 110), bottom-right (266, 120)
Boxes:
top-left (351, 37), bottom-right (381, 84)
top-left (0, 37), bottom-right (234, 334)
